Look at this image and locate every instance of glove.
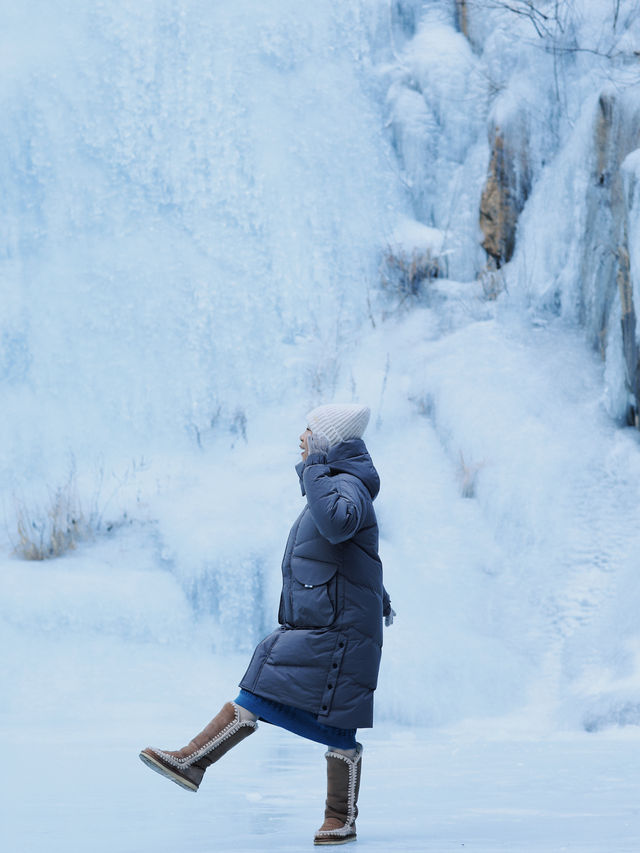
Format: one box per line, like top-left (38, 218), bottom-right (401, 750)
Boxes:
top-left (385, 608), bottom-right (396, 627)
top-left (306, 432), bottom-right (330, 457)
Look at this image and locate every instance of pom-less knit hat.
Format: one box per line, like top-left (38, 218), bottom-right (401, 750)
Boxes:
top-left (306, 403), bottom-right (370, 448)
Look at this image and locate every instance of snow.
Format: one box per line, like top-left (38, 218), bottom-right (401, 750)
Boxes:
top-left (389, 217), bottom-right (448, 257)
top-left (3, 1), bottom-right (640, 849)
top-left (4, 282), bottom-right (640, 733)
top-left (384, 9), bottom-right (488, 279)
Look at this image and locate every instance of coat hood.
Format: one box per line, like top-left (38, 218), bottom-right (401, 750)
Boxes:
top-left (296, 438), bottom-right (380, 500)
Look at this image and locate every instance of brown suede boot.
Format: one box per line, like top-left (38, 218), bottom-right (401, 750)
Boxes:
top-left (313, 743), bottom-right (363, 846)
top-left (139, 701), bottom-right (257, 792)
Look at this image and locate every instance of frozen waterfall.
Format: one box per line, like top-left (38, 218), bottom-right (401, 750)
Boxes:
top-left (3, 0), bottom-right (640, 750)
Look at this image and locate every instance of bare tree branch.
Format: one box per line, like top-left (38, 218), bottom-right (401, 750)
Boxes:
top-left (470, 0), bottom-right (640, 61)
top-left (613, 0), bottom-right (621, 31)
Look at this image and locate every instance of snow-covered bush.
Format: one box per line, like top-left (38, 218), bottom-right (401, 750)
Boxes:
top-left (381, 246), bottom-right (442, 296)
top-left (380, 218), bottom-right (451, 311)
top-left (478, 265), bottom-right (506, 301)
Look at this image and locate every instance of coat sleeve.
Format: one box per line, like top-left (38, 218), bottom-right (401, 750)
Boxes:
top-left (302, 456), bottom-right (368, 545)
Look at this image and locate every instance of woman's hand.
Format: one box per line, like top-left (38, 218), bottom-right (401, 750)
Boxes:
top-left (300, 428), bottom-right (330, 461)
top-left (306, 433), bottom-right (330, 457)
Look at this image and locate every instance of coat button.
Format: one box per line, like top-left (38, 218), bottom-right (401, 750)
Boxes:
top-left (328, 683), bottom-right (333, 689)
top-left (339, 642), bottom-right (344, 648)
top-left (332, 663), bottom-right (338, 669)
top-left (322, 705), bottom-right (328, 711)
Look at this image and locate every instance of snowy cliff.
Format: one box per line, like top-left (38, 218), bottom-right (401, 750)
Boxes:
top-left (386, 0), bottom-right (640, 424)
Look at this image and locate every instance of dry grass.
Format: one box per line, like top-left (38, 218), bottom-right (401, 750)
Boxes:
top-left (478, 265), bottom-right (507, 301)
top-left (14, 471), bottom-right (87, 560)
top-left (381, 247), bottom-right (443, 301)
top-left (10, 458), bottom-right (146, 561)
top-left (457, 451), bottom-right (485, 499)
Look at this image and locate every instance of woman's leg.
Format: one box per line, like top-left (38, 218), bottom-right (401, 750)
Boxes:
top-left (235, 704), bottom-right (259, 723)
top-left (329, 747), bottom-right (357, 759)
top-left (139, 701), bottom-right (258, 792)
top-left (314, 742), bottom-right (363, 846)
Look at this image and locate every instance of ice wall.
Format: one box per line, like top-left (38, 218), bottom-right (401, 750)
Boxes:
top-left (4, 0), bottom-right (640, 734)
top-left (369, 0), bottom-right (640, 729)
top-left (0, 0), bottom-right (405, 483)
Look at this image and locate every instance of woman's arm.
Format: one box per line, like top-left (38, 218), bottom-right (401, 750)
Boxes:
top-left (302, 456), bottom-right (368, 545)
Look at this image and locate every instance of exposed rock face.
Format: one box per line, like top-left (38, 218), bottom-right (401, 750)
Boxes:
top-left (454, 0), bottom-right (469, 38)
top-left (620, 154), bottom-right (640, 427)
top-left (479, 126), bottom-right (531, 267)
top-left (582, 91), bottom-right (640, 423)
top-left (616, 239), bottom-right (640, 425)
top-left (580, 93), bottom-right (635, 345)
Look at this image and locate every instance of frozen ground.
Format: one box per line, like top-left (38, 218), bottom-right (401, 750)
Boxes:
top-left (2, 629), bottom-right (640, 853)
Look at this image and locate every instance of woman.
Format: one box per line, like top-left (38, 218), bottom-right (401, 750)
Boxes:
top-left (140, 403), bottom-right (393, 846)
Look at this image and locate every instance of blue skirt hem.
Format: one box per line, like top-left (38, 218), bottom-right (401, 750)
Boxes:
top-left (234, 689), bottom-right (357, 749)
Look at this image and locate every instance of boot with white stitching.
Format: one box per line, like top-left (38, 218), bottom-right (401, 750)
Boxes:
top-left (314, 743), bottom-right (362, 845)
top-left (139, 701), bottom-right (257, 792)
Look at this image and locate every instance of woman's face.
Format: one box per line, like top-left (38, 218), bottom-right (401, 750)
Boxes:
top-left (299, 427), bottom-right (312, 461)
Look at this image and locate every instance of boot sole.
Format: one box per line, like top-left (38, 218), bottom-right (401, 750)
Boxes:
top-left (139, 750), bottom-right (199, 792)
top-left (313, 836), bottom-right (357, 846)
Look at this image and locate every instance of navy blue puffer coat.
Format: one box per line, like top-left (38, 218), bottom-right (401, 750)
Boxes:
top-left (240, 439), bottom-right (387, 729)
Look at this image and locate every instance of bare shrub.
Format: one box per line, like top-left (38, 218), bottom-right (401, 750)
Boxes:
top-left (380, 246), bottom-right (445, 320)
top-left (457, 451), bottom-right (485, 498)
top-left (10, 458), bottom-right (147, 561)
top-left (473, 0), bottom-right (640, 58)
top-left (381, 247), bottom-right (442, 298)
top-left (409, 393), bottom-right (435, 420)
top-left (478, 264), bottom-right (507, 301)
top-left (14, 470), bottom-right (86, 560)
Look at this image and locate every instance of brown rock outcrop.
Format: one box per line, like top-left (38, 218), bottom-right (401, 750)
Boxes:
top-left (454, 1), bottom-right (469, 38)
top-left (479, 127), bottom-right (531, 267)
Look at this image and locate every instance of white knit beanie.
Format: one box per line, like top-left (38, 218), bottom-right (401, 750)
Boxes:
top-left (306, 403), bottom-right (371, 448)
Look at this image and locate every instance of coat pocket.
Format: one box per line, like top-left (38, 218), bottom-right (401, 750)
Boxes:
top-left (290, 557), bottom-right (339, 628)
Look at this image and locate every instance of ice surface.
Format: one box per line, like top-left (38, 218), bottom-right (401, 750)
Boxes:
top-left (2, 628), bottom-right (640, 853)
